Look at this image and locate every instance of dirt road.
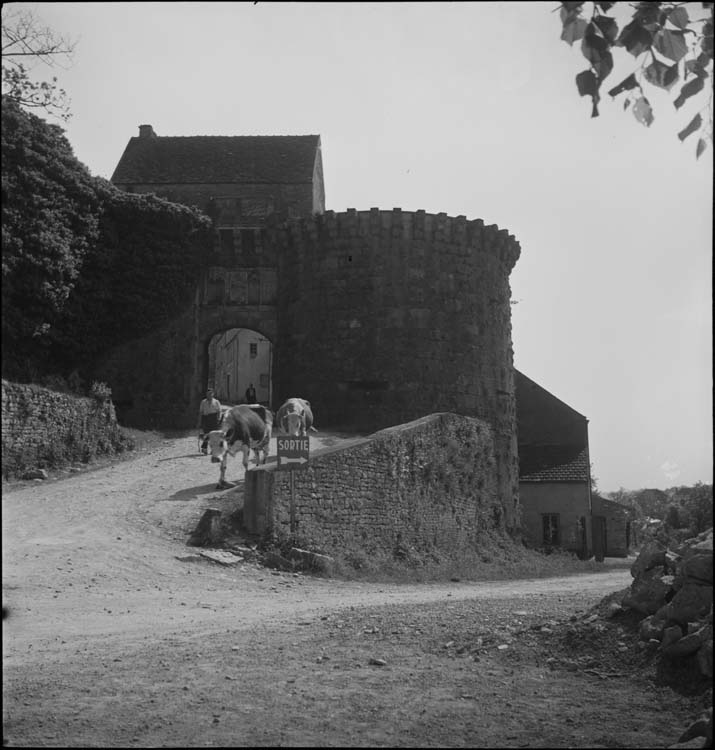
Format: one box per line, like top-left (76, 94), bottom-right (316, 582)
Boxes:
top-left (1, 433), bottom-right (701, 747)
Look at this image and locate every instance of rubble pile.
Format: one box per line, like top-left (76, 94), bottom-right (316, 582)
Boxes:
top-left (620, 526), bottom-right (713, 749)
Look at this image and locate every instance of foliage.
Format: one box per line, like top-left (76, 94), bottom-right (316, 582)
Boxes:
top-left (1, 6), bottom-right (76, 121)
top-left (1, 98), bottom-right (213, 382)
top-left (558, 1), bottom-right (714, 158)
top-left (608, 482), bottom-right (713, 534)
top-left (1, 97), bottom-right (100, 377)
top-left (45, 186), bottom-right (213, 373)
top-left (90, 381), bottom-right (112, 403)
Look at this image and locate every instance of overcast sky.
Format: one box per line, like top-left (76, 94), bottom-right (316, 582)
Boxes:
top-left (9, 1), bottom-right (712, 493)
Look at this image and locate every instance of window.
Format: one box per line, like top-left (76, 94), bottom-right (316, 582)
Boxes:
top-left (542, 514), bottom-right (560, 546)
top-left (241, 229), bottom-right (256, 254)
top-left (219, 228), bottom-right (234, 255)
top-left (249, 343), bottom-right (258, 358)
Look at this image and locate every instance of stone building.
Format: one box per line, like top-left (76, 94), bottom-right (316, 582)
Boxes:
top-left (515, 370), bottom-right (594, 559)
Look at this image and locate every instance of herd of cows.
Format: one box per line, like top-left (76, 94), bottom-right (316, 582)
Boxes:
top-left (206, 397), bottom-right (316, 488)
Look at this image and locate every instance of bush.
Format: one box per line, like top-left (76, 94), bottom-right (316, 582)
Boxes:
top-left (90, 380), bottom-right (112, 403)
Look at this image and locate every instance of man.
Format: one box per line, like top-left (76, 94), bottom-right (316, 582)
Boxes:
top-left (198, 388), bottom-right (222, 454)
top-left (245, 383), bottom-right (257, 404)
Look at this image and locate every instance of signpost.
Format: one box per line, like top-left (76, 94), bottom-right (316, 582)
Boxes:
top-left (276, 436), bottom-right (310, 470)
top-left (276, 436), bottom-right (309, 533)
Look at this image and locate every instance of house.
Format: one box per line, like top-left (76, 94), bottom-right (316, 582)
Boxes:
top-left (591, 494), bottom-right (631, 557)
top-left (515, 370), bottom-right (594, 559)
top-left (111, 125), bottom-right (325, 233)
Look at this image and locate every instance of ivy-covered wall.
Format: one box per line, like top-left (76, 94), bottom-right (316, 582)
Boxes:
top-left (1, 380), bottom-right (133, 480)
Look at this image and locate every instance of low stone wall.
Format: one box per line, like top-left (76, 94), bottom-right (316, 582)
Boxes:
top-left (1, 380), bottom-right (131, 479)
top-left (244, 412), bottom-right (504, 557)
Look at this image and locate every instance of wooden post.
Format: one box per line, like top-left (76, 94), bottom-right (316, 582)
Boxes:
top-left (289, 469), bottom-right (296, 534)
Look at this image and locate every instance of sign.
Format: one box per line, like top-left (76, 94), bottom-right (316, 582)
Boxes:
top-left (276, 435), bottom-right (309, 469)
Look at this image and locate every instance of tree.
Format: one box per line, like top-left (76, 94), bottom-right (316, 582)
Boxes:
top-left (1, 6), bottom-right (76, 121)
top-left (557, 1), bottom-right (714, 158)
top-left (1, 97), bottom-right (100, 378)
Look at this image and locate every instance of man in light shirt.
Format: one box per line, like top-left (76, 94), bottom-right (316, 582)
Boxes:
top-left (198, 388), bottom-right (222, 454)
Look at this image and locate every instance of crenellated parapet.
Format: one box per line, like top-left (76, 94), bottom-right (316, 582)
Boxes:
top-left (267, 208), bottom-right (521, 272)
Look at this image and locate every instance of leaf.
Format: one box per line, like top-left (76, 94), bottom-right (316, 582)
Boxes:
top-left (593, 15), bottom-right (619, 44)
top-left (617, 20), bottom-right (654, 56)
top-left (608, 73), bottom-right (639, 98)
top-left (575, 69), bottom-right (600, 117)
top-left (582, 25), bottom-right (614, 80)
top-left (633, 96), bottom-right (654, 127)
top-left (678, 113), bottom-right (702, 141)
top-left (576, 69), bottom-right (599, 97)
top-left (596, 1), bottom-right (615, 10)
top-left (696, 138), bottom-right (707, 158)
top-left (667, 6), bottom-right (690, 30)
top-left (643, 60), bottom-right (680, 90)
top-left (562, 17), bottom-right (588, 45)
top-left (674, 76), bottom-right (705, 109)
top-left (653, 29), bottom-right (689, 62)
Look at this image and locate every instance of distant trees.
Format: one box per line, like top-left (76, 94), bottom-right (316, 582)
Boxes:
top-left (1, 6), bottom-right (76, 121)
top-left (608, 482), bottom-right (713, 534)
top-left (557, 1), bottom-right (714, 158)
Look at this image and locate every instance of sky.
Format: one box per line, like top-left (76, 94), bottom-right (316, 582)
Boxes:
top-left (5, 1), bottom-right (712, 493)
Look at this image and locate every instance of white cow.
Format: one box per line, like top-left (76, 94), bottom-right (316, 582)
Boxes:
top-left (275, 397), bottom-right (317, 437)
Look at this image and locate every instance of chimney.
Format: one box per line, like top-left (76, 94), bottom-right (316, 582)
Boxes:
top-left (138, 124), bottom-right (156, 138)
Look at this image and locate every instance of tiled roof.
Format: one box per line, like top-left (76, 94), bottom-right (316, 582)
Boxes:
top-left (519, 446), bottom-right (589, 482)
top-left (111, 132), bottom-right (320, 185)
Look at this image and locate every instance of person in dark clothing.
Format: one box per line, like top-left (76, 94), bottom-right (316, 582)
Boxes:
top-left (245, 383), bottom-right (257, 403)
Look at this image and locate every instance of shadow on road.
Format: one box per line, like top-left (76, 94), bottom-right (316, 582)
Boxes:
top-left (167, 484), bottom-right (230, 502)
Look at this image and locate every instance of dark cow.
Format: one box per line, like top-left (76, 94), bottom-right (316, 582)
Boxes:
top-left (275, 397), bottom-right (317, 437)
top-left (207, 404), bottom-right (273, 488)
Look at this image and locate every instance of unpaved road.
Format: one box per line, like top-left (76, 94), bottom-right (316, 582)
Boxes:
top-left (1, 433), bottom-right (701, 747)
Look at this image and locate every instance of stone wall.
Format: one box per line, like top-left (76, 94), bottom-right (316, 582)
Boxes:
top-left (244, 412), bottom-right (503, 557)
top-left (1, 380), bottom-right (131, 479)
top-left (267, 208), bottom-right (521, 528)
top-left (87, 208), bottom-right (521, 527)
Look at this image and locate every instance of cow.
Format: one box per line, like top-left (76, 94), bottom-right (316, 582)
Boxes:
top-left (275, 397), bottom-right (317, 437)
top-left (206, 404), bottom-right (273, 488)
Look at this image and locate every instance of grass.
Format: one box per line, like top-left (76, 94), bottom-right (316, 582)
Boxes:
top-left (325, 536), bottom-right (611, 583)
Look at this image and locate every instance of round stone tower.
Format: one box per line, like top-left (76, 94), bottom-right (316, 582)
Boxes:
top-left (265, 208), bottom-right (521, 527)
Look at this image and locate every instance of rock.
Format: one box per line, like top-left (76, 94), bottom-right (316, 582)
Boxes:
top-left (622, 568), bottom-right (673, 615)
top-left (668, 737), bottom-right (708, 749)
top-left (661, 625), bottom-right (684, 649)
top-left (659, 582), bottom-right (713, 626)
top-left (639, 614), bottom-right (666, 642)
top-left (681, 551), bottom-right (714, 586)
top-left (631, 540), bottom-right (667, 578)
top-left (287, 547), bottom-right (335, 575)
top-left (606, 602), bottom-right (623, 618)
top-left (187, 508), bottom-right (223, 547)
top-left (678, 713), bottom-right (712, 744)
top-left (22, 468), bottom-right (48, 480)
top-left (662, 632), bottom-right (705, 658)
top-left (696, 638), bottom-right (713, 678)
top-left (263, 551), bottom-right (294, 571)
top-left (368, 657), bottom-right (386, 666)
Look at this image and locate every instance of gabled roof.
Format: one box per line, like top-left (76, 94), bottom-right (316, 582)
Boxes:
top-left (515, 369), bottom-right (590, 483)
top-left (519, 447), bottom-right (589, 482)
top-left (111, 129), bottom-right (321, 185)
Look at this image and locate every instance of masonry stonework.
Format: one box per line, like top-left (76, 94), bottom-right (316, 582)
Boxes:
top-left (1, 380), bottom-right (130, 479)
top-left (244, 413), bottom-right (502, 555)
top-left (89, 208), bottom-right (521, 527)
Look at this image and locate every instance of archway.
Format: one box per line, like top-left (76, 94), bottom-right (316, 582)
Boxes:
top-left (205, 328), bottom-right (273, 406)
